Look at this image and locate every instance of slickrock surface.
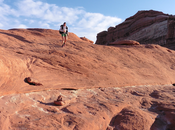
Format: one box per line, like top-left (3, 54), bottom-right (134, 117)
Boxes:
top-left (0, 84), bottom-right (175, 130)
top-left (109, 40), bottom-right (140, 46)
top-left (95, 10), bottom-right (175, 49)
top-left (0, 28), bottom-right (175, 129)
top-left (1, 28), bottom-right (175, 95)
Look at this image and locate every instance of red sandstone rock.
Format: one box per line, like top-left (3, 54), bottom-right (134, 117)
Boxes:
top-left (54, 101), bottom-right (64, 106)
top-left (110, 106), bottom-right (153, 130)
top-left (95, 10), bottom-right (175, 49)
top-left (54, 95), bottom-right (64, 106)
top-left (1, 29), bottom-right (175, 95)
top-left (0, 84), bottom-right (174, 130)
top-left (57, 95), bottom-right (63, 101)
top-left (0, 28), bottom-right (175, 129)
top-left (80, 36), bottom-right (94, 43)
top-left (109, 40), bottom-right (140, 45)
top-left (25, 77), bottom-right (43, 86)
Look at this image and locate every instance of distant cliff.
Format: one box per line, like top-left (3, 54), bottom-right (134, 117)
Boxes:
top-left (95, 10), bottom-right (175, 49)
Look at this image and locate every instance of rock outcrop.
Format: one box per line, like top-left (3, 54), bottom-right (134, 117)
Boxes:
top-left (109, 40), bottom-right (140, 46)
top-left (80, 36), bottom-right (94, 43)
top-left (1, 29), bottom-right (175, 95)
top-left (95, 10), bottom-right (175, 49)
top-left (1, 84), bottom-right (175, 130)
top-left (0, 28), bottom-right (175, 129)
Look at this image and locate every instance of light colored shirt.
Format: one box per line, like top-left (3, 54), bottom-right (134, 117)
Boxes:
top-left (59, 25), bottom-right (67, 33)
top-left (63, 26), bottom-right (67, 33)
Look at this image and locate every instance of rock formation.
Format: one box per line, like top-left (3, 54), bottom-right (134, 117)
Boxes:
top-left (54, 95), bottom-right (65, 106)
top-left (109, 40), bottom-right (140, 45)
top-left (95, 10), bottom-right (175, 49)
top-left (0, 28), bottom-right (175, 129)
top-left (1, 83), bottom-right (175, 130)
top-left (24, 77), bottom-right (43, 86)
top-left (80, 36), bottom-right (94, 43)
top-left (0, 28), bottom-right (175, 95)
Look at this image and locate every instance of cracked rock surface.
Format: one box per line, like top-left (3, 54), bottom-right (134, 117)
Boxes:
top-left (0, 28), bottom-right (175, 129)
top-left (0, 85), bottom-right (175, 130)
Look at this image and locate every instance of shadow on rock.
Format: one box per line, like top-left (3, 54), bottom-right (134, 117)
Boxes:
top-left (149, 101), bottom-right (175, 130)
top-left (37, 100), bottom-right (55, 106)
top-left (24, 77), bottom-right (43, 86)
top-left (0, 31), bottom-right (33, 44)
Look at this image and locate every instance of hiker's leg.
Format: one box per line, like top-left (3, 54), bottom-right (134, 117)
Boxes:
top-left (64, 36), bottom-right (67, 43)
top-left (62, 36), bottom-right (64, 43)
top-left (61, 35), bottom-right (66, 47)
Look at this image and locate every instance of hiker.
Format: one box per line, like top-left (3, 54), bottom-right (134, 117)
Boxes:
top-left (59, 22), bottom-right (68, 47)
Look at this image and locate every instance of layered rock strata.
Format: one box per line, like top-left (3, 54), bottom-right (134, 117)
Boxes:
top-left (95, 10), bottom-right (175, 48)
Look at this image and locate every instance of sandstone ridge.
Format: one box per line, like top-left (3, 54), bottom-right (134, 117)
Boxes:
top-left (0, 28), bottom-right (175, 95)
top-left (95, 10), bottom-right (175, 50)
top-left (0, 28), bottom-right (175, 129)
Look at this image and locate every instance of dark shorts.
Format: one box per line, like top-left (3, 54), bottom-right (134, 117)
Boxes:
top-left (61, 33), bottom-right (67, 37)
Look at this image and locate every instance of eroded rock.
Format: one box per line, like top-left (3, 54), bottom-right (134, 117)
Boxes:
top-left (109, 106), bottom-right (153, 130)
top-left (109, 40), bottom-right (140, 45)
top-left (54, 95), bottom-right (65, 106)
top-left (0, 85), bottom-right (173, 130)
top-left (95, 10), bottom-right (175, 50)
top-left (24, 77), bottom-right (43, 86)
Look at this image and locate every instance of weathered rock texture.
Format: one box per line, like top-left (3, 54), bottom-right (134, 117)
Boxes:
top-left (1, 29), bottom-right (175, 96)
top-left (0, 28), bottom-right (175, 129)
top-left (0, 84), bottom-right (175, 130)
top-left (95, 10), bottom-right (175, 49)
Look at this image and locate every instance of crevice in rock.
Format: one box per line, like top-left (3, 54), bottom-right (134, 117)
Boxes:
top-left (61, 88), bottom-right (78, 90)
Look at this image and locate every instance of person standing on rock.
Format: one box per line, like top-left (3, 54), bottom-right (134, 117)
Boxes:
top-left (59, 22), bottom-right (68, 47)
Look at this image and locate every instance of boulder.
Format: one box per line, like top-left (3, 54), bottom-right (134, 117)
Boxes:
top-left (109, 106), bottom-right (153, 130)
top-left (24, 77), bottom-right (43, 86)
top-left (54, 95), bottom-right (65, 106)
